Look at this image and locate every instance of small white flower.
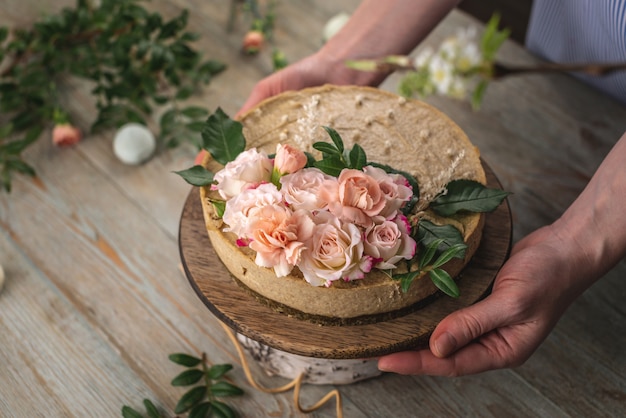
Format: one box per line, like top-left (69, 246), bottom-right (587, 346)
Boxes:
top-left (429, 54), bottom-right (454, 95)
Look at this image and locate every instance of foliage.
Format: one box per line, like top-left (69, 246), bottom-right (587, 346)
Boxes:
top-left (0, 0), bottom-right (226, 192)
top-left (122, 352), bottom-right (244, 418)
top-left (176, 108), bottom-right (509, 297)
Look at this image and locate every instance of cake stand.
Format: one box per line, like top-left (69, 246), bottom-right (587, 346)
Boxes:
top-left (178, 162), bottom-right (512, 384)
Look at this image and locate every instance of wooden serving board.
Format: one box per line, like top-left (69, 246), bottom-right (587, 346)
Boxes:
top-left (179, 162), bottom-right (512, 359)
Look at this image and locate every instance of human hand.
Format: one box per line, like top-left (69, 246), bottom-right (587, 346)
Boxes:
top-left (378, 224), bottom-right (586, 376)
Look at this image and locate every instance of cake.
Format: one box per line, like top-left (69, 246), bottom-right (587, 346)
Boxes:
top-left (199, 85), bottom-right (491, 323)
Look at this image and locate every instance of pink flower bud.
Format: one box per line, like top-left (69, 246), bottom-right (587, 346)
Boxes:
top-left (274, 144), bottom-right (307, 175)
top-left (242, 30), bottom-right (264, 54)
top-left (52, 124), bottom-right (81, 147)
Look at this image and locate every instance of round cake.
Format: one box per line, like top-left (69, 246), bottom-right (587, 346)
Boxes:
top-left (200, 85), bottom-right (486, 323)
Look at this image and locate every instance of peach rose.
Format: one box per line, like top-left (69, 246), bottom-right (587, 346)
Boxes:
top-left (247, 204), bottom-right (315, 277)
top-left (363, 215), bottom-right (417, 270)
top-left (319, 168), bottom-right (386, 227)
top-left (298, 211), bottom-right (373, 286)
top-left (213, 148), bottom-right (273, 200)
top-left (274, 143), bottom-right (307, 175)
top-left (243, 30), bottom-right (264, 54)
top-left (363, 165), bottom-right (413, 218)
top-left (52, 124), bottom-right (81, 147)
top-left (280, 167), bottom-right (333, 211)
top-left (222, 182), bottom-right (283, 238)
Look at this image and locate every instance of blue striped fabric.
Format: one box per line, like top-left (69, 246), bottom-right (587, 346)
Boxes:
top-left (525, 0), bottom-right (626, 104)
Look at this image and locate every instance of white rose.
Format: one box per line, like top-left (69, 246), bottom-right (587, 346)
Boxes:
top-left (280, 168), bottom-right (334, 211)
top-left (222, 182), bottom-right (283, 238)
top-left (298, 211), bottom-right (372, 286)
top-left (213, 148), bottom-right (273, 200)
top-left (364, 215), bottom-right (416, 270)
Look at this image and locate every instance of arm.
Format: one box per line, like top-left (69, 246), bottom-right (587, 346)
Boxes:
top-left (238, 0), bottom-right (460, 115)
top-left (378, 130), bottom-right (626, 375)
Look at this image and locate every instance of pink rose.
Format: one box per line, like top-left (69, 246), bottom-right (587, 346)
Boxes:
top-left (299, 211), bottom-right (373, 286)
top-left (222, 182), bottom-right (283, 237)
top-left (274, 144), bottom-right (307, 175)
top-left (52, 124), bottom-right (81, 147)
top-left (280, 168), bottom-right (333, 211)
top-left (364, 215), bottom-right (417, 270)
top-left (363, 166), bottom-right (413, 218)
top-left (242, 30), bottom-right (264, 54)
top-left (213, 148), bottom-right (273, 200)
top-left (319, 169), bottom-right (386, 227)
top-left (247, 205), bottom-right (315, 277)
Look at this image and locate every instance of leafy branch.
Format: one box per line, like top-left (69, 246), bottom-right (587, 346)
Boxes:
top-left (0, 0), bottom-right (226, 192)
top-left (122, 352), bottom-right (244, 418)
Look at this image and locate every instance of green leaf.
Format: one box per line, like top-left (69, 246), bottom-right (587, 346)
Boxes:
top-left (321, 126), bottom-right (344, 153)
top-left (348, 144), bottom-right (367, 170)
top-left (313, 155), bottom-right (346, 177)
top-left (429, 268), bottom-right (460, 298)
top-left (121, 406), bottom-right (144, 418)
top-left (430, 243), bottom-right (467, 268)
top-left (173, 165), bottom-right (214, 186)
top-left (168, 353), bottom-right (202, 367)
top-left (416, 220), bottom-right (466, 258)
top-left (174, 386), bottom-right (207, 414)
top-left (143, 399), bottom-right (161, 418)
top-left (181, 106), bottom-right (209, 119)
top-left (212, 200), bottom-right (226, 218)
top-left (430, 179), bottom-right (509, 216)
top-left (188, 402), bottom-right (212, 418)
top-left (392, 270), bottom-right (421, 293)
top-left (312, 141), bottom-right (341, 157)
top-left (471, 80), bottom-right (489, 110)
top-left (201, 108), bottom-right (245, 165)
top-left (210, 381), bottom-right (244, 397)
top-left (211, 401), bottom-right (236, 418)
top-left (419, 238), bottom-right (444, 268)
top-left (207, 364), bottom-right (233, 380)
top-left (171, 368), bottom-right (204, 386)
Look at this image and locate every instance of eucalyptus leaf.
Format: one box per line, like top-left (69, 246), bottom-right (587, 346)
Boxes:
top-left (430, 179), bottom-right (509, 216)
top-left (348, 143), bottom-right (367, 170)
top-left (321, 126), bottom-right (344, 153)
top-left (429, 268), bottom-right (460, 298)
top-left (207, 363), bottom-right (233, 380)
top-left (143, 399), bottom-right (161, 418)
top-left (201, 108), bottom-right (245, 165)
top-left (314, 155), bottom-right (346, 177)
top-left (121, 406), bottom-right (143, 418)
top-left (168, 353), bottom-right (202, 367)
top-left (188, 402), bottom-right (212, 418)
top-left (210, 381), bottom-right (244, 397)
top-left (173, 165), bottom-right (214, 187)
top-left (171, 368), bottom-right (204, 386)
top-left (416, 220), bottom-right (466, 258)
top-left (211, 400), bottom-right (237, 418)
top-left (174, 385), bottom-right (207, 414)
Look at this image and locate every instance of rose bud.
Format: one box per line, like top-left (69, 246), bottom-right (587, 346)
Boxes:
top-left (242, 30), bottom-right (264, 54)
top-left (52, 124), bottom-right (82, 147)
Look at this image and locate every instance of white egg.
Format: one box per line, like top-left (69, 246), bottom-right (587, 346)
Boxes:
top-left (113, 123), bottom-right (156, 165)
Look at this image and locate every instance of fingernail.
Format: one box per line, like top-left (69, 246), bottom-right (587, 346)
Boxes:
top-left (433, 332), bottom-right (457, 358)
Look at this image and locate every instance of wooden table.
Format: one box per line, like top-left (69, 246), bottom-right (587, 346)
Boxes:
top-left (1, 1), bottom-right (625, 417)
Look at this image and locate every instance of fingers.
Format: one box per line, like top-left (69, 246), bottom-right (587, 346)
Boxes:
top-left (429, 295), bottom-right (511, 358)
top-left (378, 332), bottom-right (510, 376)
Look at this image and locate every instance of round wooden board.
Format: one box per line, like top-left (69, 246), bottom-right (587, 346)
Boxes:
top-left (179, 162), bottom-right (512, 359)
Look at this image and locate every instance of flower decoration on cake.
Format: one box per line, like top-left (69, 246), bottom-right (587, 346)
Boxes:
top-left (177, 108), bottom-right (509, 297)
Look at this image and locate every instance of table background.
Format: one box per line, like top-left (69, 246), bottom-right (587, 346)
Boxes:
top-left (1, 1), bottom-right (625, 417)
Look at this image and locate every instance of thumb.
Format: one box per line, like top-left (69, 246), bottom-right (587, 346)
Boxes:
top-left (430, 295), bottom-right (510, 358)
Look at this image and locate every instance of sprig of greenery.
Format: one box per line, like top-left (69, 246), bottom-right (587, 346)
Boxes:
top-left (430, 179), bottom-right (510, 216)
top-left (0, 0), bottom-right (226, 192)
top-left (122, 352), bottom-right (244, 418)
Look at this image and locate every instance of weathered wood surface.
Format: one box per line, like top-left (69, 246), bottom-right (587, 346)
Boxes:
top-left (0, 1), bottom-right (625, 417)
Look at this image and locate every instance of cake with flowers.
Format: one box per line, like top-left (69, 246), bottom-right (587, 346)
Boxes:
top-left (186, 85), bottom-right (507, 324)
